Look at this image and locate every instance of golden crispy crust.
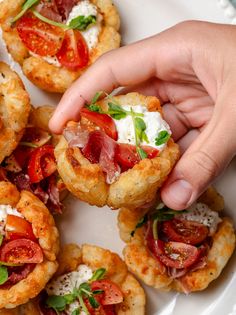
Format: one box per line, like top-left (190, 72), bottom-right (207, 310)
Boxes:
top-left (0, 62), bottom-right (30, 163)
top-left (0, 0), bottom-right (120, 93)
top-left (55, 93), bottom-right (180, 209)
top-left (118, 187), bottom-right (236, 292)
top-left (0, 182), bottom-right (59, 309)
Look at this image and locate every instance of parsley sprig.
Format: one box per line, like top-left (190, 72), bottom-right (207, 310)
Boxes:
top-left (46, 268), bottom-right (106, 314)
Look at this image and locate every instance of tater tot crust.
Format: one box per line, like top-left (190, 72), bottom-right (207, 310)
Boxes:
top-left (0, 62), bottom-right (30, 163)
top-left (55, 93), bottom-right (180, 209)
top-left (118, 187), bottom-right (236, 292)
top-left (0, 0), bottom-right (120, 93)
top-left (0, 182), bottom-right (59, 309)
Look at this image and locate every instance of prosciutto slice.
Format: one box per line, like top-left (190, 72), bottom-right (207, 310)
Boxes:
top-left (55, 0), bottom-right (78, 20)
top-left (0, 264), bottom-right (35, 289)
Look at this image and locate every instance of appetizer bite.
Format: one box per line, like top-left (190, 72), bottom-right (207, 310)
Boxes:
top-left (19, 243), bottom-right (146, 314)
top-left (55, 92), bottom-right (179, 209)
top-left (118, 187), bottom-right (236, 293)
top-left (0, 62), bottom-right (30, 164)
top-left (0, 0), bottom-right (120, 93)
top-left (0, 181), bottom-right (59, 309)
top-left (0, 106), bottom-right (65, 214)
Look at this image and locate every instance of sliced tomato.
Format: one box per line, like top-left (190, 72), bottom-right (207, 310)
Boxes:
top-left (91, 280), bottom-right (123, 305)
top-left (17, 14), bottom-right (64, 56)
top-left (56, 29), bottom-right (89, 70)
top-left (80, 108), bottom-right (118, 140)
top-left (5, 215), bottom-right (36, 241)
top-left (13, 146), bottom-right (34, 169)
top-left (163, 219), bottom-right (209, 245)
top-left (149, 239), bottom-right (200, 269)
top-left (115, 144), bottom-right (159, 171)
top-left (0, 239), bottom-right (43, 264)
top-left (27, 145), bottom-right (56, 183)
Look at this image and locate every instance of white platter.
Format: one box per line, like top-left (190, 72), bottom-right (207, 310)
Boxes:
top-left (1, 1), bottom-right (236, 314)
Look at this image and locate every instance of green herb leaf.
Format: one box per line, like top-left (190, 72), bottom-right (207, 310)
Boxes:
top-left (155, 130), bottom-right (171, 146)
top-left (69, 15), bottom-right (96, 31)
top-left (131, 214), bottom-right (148, 237)
top-left (78, 293), bottom-right (90, 315)
top-left (137, 147), bottom-right (147, 159)
top-left (46, 295), bottom-right (67, 312)
top-left (63, 293), bottom-right (76, 304)
top-left (90, 268), bottom-right (106, 282)
top-left (0, 235), bottom-right (3, 247)
top-left (88, 296), bottom-right (100, 309)
top-left (87, 104), bottom-right (102, 113)
top-left (32, 10), bottom-right (69, 29)
top-left (93, 289), bottom-right (104, 295)
top-left (0, 266), bottom-right (8, 285)
top-left (72, 309), bottom-right (80, 315)
top-left (79, 282), bottom-right (92, 297)
top-left (107, 103), bottom-right (127, 120)
top-left (12, 0), bottom-right (39, 23)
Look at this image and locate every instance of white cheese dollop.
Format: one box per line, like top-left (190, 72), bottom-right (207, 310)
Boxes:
top-left (67, 0), bottom-right (102, 50)
top-left (0, 205), bottom-right (24, 233)
top-left (29, 52), bottom-right (61, 67)
top-left (179, 202), bottom-right (222, 235)
top-left (46, 264), bottom-right (93, 296)
top-left (114, 105), bottom-right (172, 151)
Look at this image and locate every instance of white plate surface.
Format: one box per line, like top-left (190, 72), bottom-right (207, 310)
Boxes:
top-left (1, 1), bottom-right (236, 315)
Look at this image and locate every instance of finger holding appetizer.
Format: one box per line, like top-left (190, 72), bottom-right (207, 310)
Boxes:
top-left (0, 0), bottom-right (120, 93)
top-left (55, 92), bottom-right (179, 209)
top-left (118, 187), bottom-right (236, 293)
top-left (0, 62), bottom-right (30, 164)
top-left (0, 181), bottom-right (59, 309)
top-left (0, 105), bottom-right (66, 214)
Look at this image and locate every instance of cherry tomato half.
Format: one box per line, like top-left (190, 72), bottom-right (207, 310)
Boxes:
top-left (56, 29), bottom-right (89, 70)
top-left (149, 239), bottom-right (200, 269)
top-left (17, 14), bottom-right (64, 56)
top-left (163, 219), bottom-right (209, 245)
top-left (0, 239), bottom-right (43, 264)
top-left (91, 280), bottom-right (123, 305)
top-left (80, 108), bottom-right (118, 141)
top-left (27, 145), bottom-right (56, 183)
top-left (6, 215), bottom-right (36, 241)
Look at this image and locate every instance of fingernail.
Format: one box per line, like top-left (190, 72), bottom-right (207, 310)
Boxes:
top-left (164, 179), bottom-right (193, 209)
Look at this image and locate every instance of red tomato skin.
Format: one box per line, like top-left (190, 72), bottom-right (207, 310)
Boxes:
top-left (150, 239), bottom-right (200, 269)
top-left (6, 215), bottom-right (36, 241)
top-left (91, 280), bottom-right (123, 305)
top-left (80, 108), bottom-right (118, 140)
top-left (0, 239), bottom-right (43, 264)
top-left (27, 145), bottom-right (56, 183)
top-left (56, 29), bottom-right (89, 70)
top-left (163, 219), bottom-right (209, 245)
top-left (17, 14), bottom-right (64, 56)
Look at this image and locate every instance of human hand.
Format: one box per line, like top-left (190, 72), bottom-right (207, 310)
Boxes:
top-left (49, 21), bottom-right (236, 210)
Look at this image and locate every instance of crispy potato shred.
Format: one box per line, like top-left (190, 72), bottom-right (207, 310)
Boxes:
top-left (0, 62), bottom-right (30, 163)
top-left (55, 92), bottom-right (180, 209)
top-left (0, 0), bottom-right (121, 93)
top-left (0, 182), bottom-right (59, 309)
top-left (118, 187), bottom-right (236, 292)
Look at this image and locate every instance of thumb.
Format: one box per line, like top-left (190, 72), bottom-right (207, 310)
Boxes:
top-left (161, 112), bottom-right (236, 210)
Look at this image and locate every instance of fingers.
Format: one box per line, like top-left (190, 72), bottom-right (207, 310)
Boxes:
top-left (161, 110), bottom-right (236, 210)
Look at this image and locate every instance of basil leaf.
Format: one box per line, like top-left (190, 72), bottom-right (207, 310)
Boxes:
top-left (46, 295), bottom-right (67, 312)
top-left (155, 130), bottom-right (171, 146)
top-left (0, 266), bottom-right (8, 285)
top-left (12, 0), bottom-right (39, 23)
top-left (91, 91), bottom-right (104, 104)
top-left (131, 214), bottom-right (148, 237)
top-left (90, 268), bottom-right (106, 282)
top-left (137, 147), bottom-right (147, 159)
top-left (89, 296), bottom-right (100, 309)
top-left (72, 309), bottom-right (80, 315)
top-left (0, 234), bottom-right (3, 247)
top-left (69, 15), bottom-right (96, 31)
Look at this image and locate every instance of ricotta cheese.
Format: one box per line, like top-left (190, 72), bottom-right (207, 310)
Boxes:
top-left (67, 0), bottom-right (102, 50)
top-left (179, 202), bottom-right (222, 235)
top-left (114, 105), bottom-right (172, 151)
top-left (29, 52), bottom-right (61, 67)
top-left (0, 205), bottom-right (24, 233)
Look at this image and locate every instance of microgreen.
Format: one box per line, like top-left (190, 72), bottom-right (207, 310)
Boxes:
top-left (12, 0), bottom-right (39, 23)
top-left (72, 309), bottom-right (80, 315)
top-left (0, 266), bottom-right (8, 285)
top-left (91, 91), bottom-right (104, 104)
top-left (131, 214), bottom-right (148, 237)
top-left (68, 15), bottom-right (96, 31)
top-left (0, 235), bottom-right (3, 247)
top-left (46, 295), bottom-right (68, 312)
top-left (155, 130), bottom-right (170, 146)
top-left (32, 10), bottom-right (69, 29)
top-left (89, 268), bottom-right (106, 282)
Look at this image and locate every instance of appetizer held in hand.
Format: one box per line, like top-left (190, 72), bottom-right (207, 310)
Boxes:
top-left (118, 187), bottom-right (236, 293)
top-left (0, 62), bottom-right (30, 164)
top-left (0, 106), bottom-right (65, 214)
top-left (0, 181), bottom-right (59, 309)
top-left (0, 0), bottom-right (120, 93)
top-left (55, 92), bottom-right (179, 209)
